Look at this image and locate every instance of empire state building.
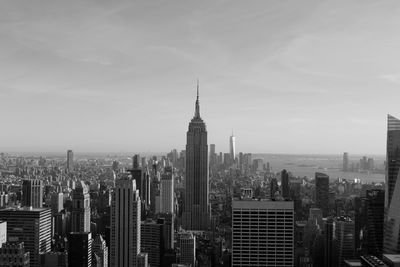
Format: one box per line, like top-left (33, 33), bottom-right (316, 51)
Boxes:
top-left (182, 82), bottom-right (210, 231)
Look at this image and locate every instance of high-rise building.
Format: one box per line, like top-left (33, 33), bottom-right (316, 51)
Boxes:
top-left (160, 166), bottom-right (174, 214)
top-left (229, 133), bottom-right (236, 163)
top-left (0, 208), bottom-right (51, 267)
top-left (315, 172), bottom-right (330, 217)
top-left (209, 144), bottom-right (216, 167)
top-left (51, 192), bottom-right (64, 215)
top-left (232, 200), bottom-right (294, 267)
top-left (92, 234), bottom-right (108, 267)
top-left (137, 253), bottom-right (148, 267)
top-left (182, 83), bottom-right (210, 231)
top-left (0, 242), bottom-right (30, 267)
top-left (325, 218), bottom-right (334, 267)
top-left (333, 217), bottom-right (355, 267)
top-left (22, 179), bottom-right (43, 208)
top-left (384, 114), bottom-right (400, 253)
top-left (67, 150), bottom-right (73, 172)
top-left (365, 189), bottom-right (384, 257)
top-left (281, 169), bottom-right (290, 199)
top-left (141, 220), bottom-right (164, 267)
top-left (40, 251), bottom-right (68, 267)
top-left (68, 232), bottom-right (92, 267)
top-left (343, 152), bottom-right (349, 172)
top-left (178, 231), bottom-right (196, 267)
top-left (71, 181), bottom-right (91, 233)
top-left (110, 174), bottom-right (141, 267)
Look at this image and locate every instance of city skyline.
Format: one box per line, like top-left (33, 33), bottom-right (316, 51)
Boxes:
top-left (1, 1), bottom-right (400, 154)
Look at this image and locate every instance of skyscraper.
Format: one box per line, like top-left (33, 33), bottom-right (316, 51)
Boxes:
top-left (315, 172), bottom-right (330, 217)
top-left (0, 208), bottom-right (51, 267)
top-left (232, 200), bottom-right (294, 267)
top-left (281, 169), bottom-right (290, 199)
top-left (110, 174), bottom-right (141, 267)
top-left (67, 150), bottom-right (73, 172)
top-left (343, 152), bottom-right (349, 172)
top-left (71, 181), bottom-right (91, 233)
top-left (68, 232), bottom-right (92, 267)
top-left (160, 166), bottom-right (174, 214)
top-left (141, 220), bottom-right (164, 267)
top-left (384, 114), bottom-right (400, 253)
top-left (178, 231), bottom-right (196, 267)
top-left (229, 132), bottom-right (236, 163)
top-left (333, 217), bottom-right (355, 267)
top-left (22, 179), bottom-right (43, 208)
top-left (92, 234), bottom-right (108, 267)
top-left (182, 83), bottom-right (210, 231)
top-left (365, 189), bottom-right (384, 257)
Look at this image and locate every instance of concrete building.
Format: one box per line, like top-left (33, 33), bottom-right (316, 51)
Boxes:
top-left (0, 207), bottom-right (51, 267)
top-left (67, 150), bottom-right (73, 172)
top-left (68, 232), bottom-right (92, 267)
top-left (315, 172), bottom-right (330, 217)
top-left (178, 231), bottom-right (196, 267)
top-left (110, 174), bottom-right (141, 267)
top-left (22, 179), bottom-right (43, 208)
top-left (141, 220), bottom-right (163, 267)
top-left (71, 181), bottom-right (91, 233)
top-left (92, 234), bottom-right (108, 267)
top-left (160, 166), bottom-right (174, 214)
top-left (0, 242), bottom-right (30, 267)
top-left (334, 217), bottom-right (355, 267)
top-left (232, 200), bottom-right (294, 267)
top-left (182, 84), bottom-right (210, 231)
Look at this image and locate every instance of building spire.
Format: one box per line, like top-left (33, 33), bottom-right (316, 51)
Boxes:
top-left (195, 79), bottom-right (200, 118)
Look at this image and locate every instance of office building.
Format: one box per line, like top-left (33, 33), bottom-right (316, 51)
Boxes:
top-left (229, 133), bottom-right (236, 163)
top-left (343, 152), bottom-right (349, 172)
top-left (92, 235), bottom-right (108, 267)
top-left (0, 207), bottom-right (51, 267)
top-left (178, 231), bottom-right (196, 267)
top-left (71, 181), bottom-right (91, 232)
top-left (67, 150), bottom-right (73, 172)
top-left (137, 253), bottom-right (148, 267)
top-left (232, 200), bottom-right (294, 267)
top-left (22, 179), bottom-right (43, 208)
top-left (51, 192), bottom-right (64, 215)
top-left (141, 220), bottom-right (164, 267)
top-left (110, 174), bottom-right (141, 267)
top-left (40, 251), bottom-right (68, 267)
top-left (334, 217), bottom-right (355, 267)
top-left (384, 114), bottom-right (400, 253)
top-left (325, 218), bottom-right (334, 267)
top-left (68, 232), bottom-right (92, 267)
top-left (281, 169), bottom-right (290, 199)
top-left (365, 189), bottom-right (384, 256)
top-left (160, 166), bottom-right (174, 214)
top-left (315, 172), bottom-right (330, 217)
top-left (182, 83), bottom-right (210, 231)
top-left (0, 242), bottom-right (30, 267)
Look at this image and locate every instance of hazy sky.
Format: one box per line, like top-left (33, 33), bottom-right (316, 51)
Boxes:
top-left (0, 0), bottom-right (399, 154)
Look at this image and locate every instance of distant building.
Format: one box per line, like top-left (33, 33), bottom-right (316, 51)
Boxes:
top-left (160, 167), bottom-right (174, 214)
top-left (0, 242), bottom-right (30, 267)
top-left (232, 199), bottom-right (294, 266)
top-left (281, 169), bottom-right (290, 199)
top-left (0, 208), bottom-right (51, 267)
top-left (182, 84), bottom-right (210, 231)
top-left (315, 172), bottom-right (330, 217)
top-left (67, 150), bottom-right (73, 172)
top-left (68, 232), bottom-right (92, 267)
top-left (71, 181), bottom-right (91, 233)
top-left (22, 179), bottom-right (43, 208)
top-left (343, 152), bottom-right (349, 172)
top-left (110, 174), bottom-right (141, 267)
top-left (229, 133), bottom-right (236, 163)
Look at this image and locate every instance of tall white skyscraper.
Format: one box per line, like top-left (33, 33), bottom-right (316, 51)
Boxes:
top-left (160, 166), bottom-right (174, 214)
top-left (229, 133), bottom-right (236, 163)
top-left (232, 199), bottom-right (294, 267)
top-left (110, 174), bottom-right (141, 267)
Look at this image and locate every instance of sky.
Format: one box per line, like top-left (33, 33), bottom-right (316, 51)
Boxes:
top-left (0, 0), bottom-right (399, 154)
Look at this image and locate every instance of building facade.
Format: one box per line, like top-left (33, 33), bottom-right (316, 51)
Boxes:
top-left (315, 172), bottom-right (330, 217)
top-left (22, 179), bottom-right (43, 208)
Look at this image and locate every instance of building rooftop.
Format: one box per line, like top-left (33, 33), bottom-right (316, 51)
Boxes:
top-left (383, 254), bottom-right (400, 263)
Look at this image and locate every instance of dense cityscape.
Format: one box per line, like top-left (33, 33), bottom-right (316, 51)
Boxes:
top-left (0, 90), bottom-right (397, 267)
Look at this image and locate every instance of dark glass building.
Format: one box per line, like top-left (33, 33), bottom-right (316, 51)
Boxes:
top-left (315, 172), bottom-right (329, 217)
